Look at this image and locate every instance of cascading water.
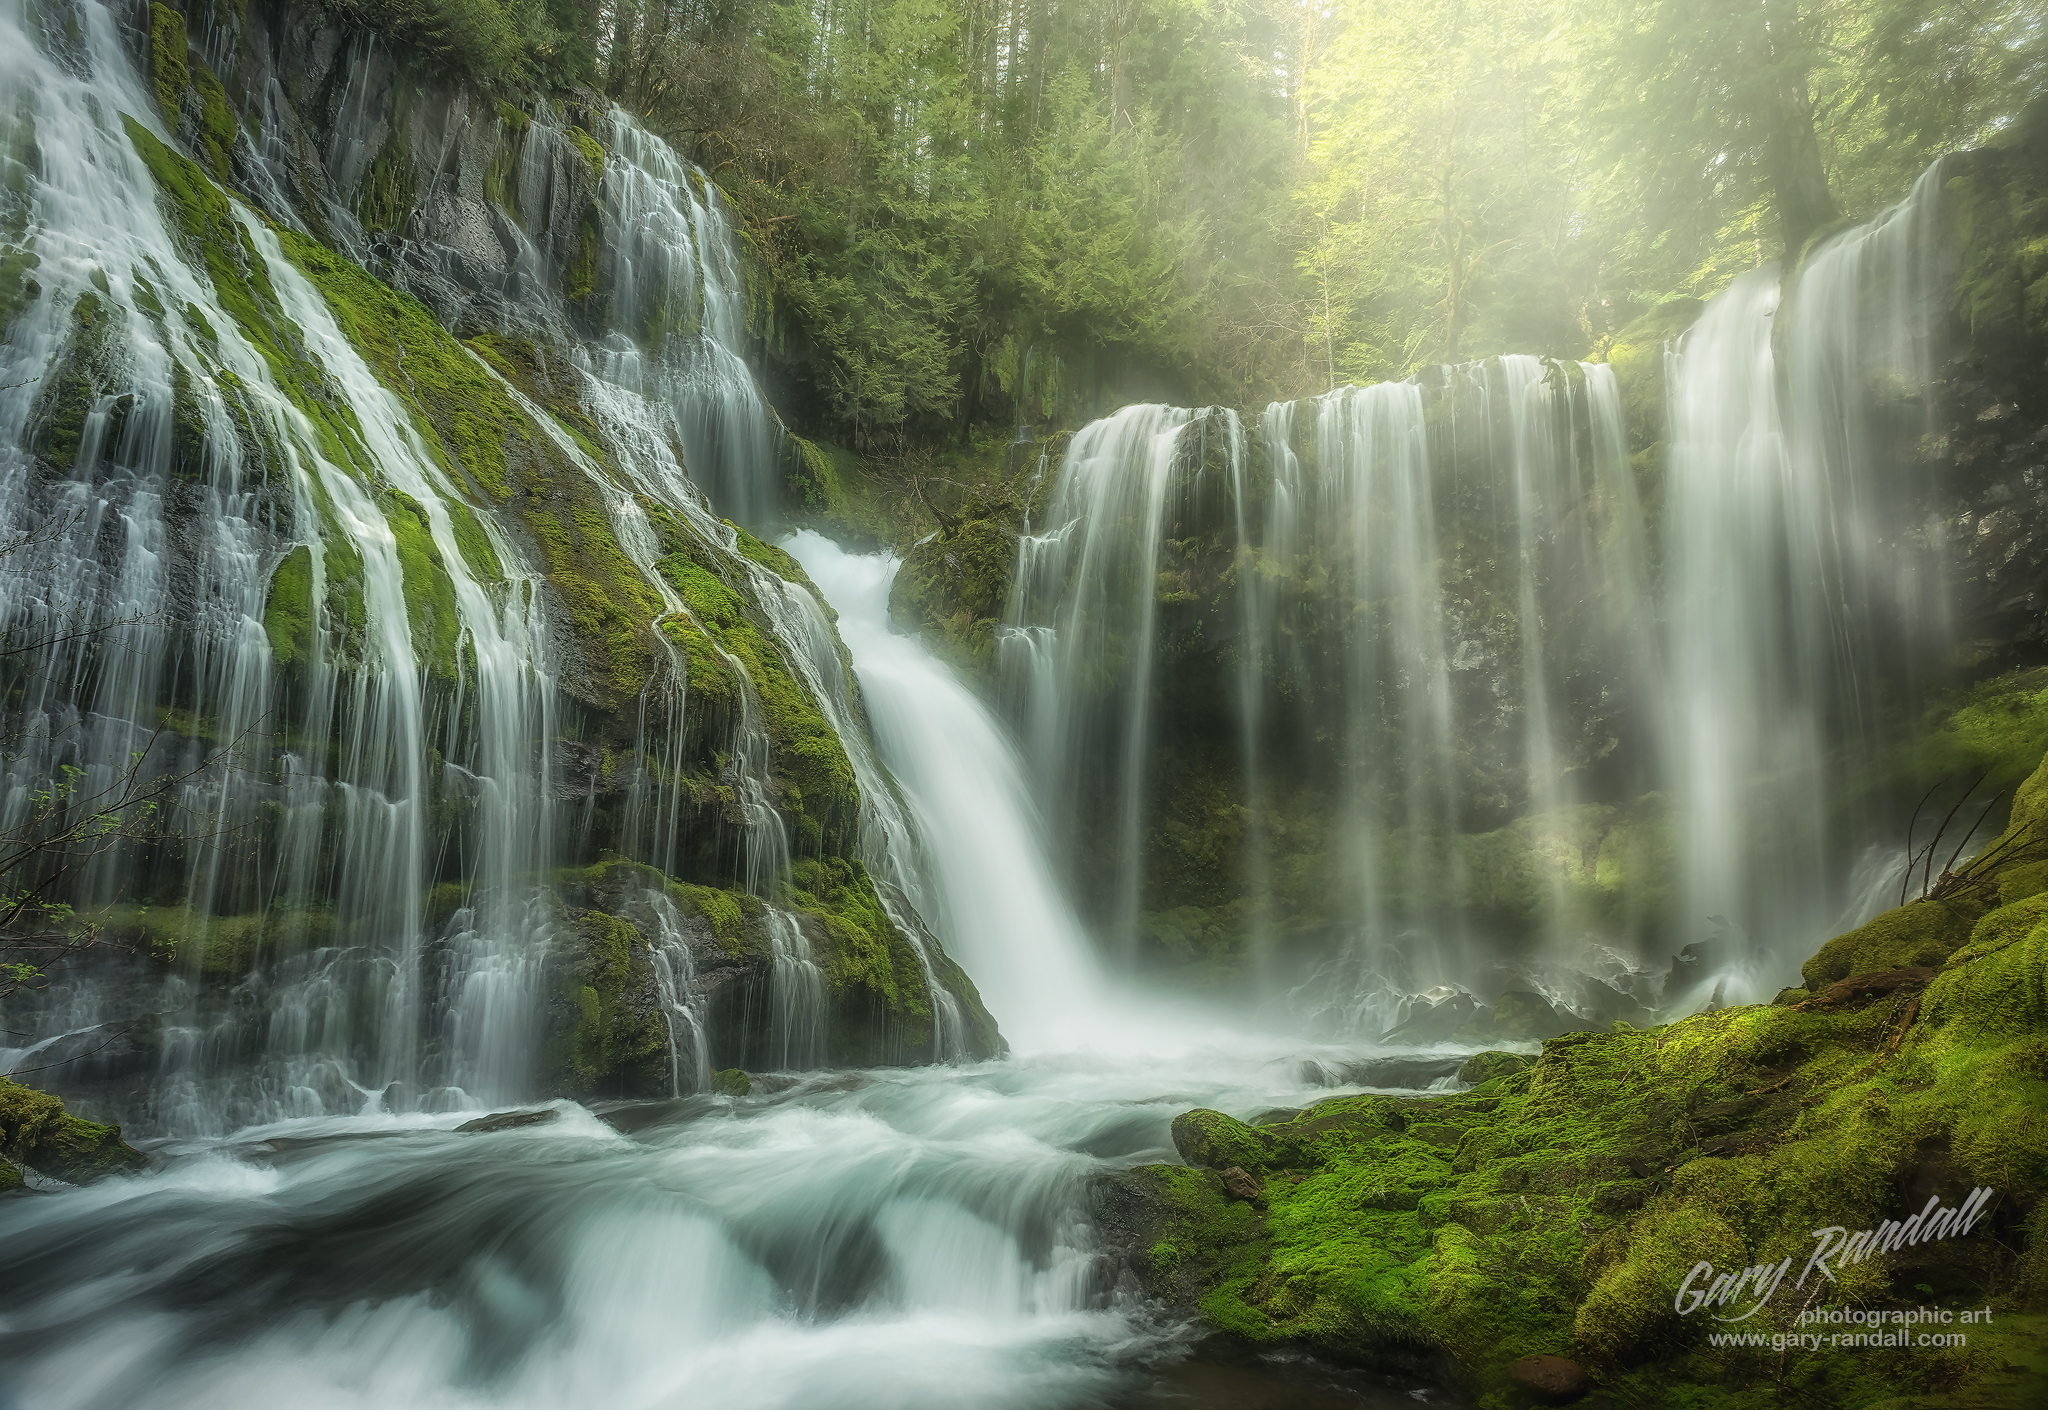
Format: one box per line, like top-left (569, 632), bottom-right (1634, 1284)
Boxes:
top-left (0, 5), bottom-right (1994, 1405)
top-left (784, 531), bottom-right (1106, 1048)
top-left (1005, 169), bottom-right (1953, 1027)
top-left (0, 0), bottom-right (558, 1129)
top-left (1007, 361), bottom-right (1660, 1030)
top-left (1659, 166), bottom-right (1950, 1007)
top-left (583, 113), bottom-right (784, 530)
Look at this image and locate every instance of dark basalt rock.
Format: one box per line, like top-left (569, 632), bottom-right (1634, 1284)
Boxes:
top-left (455, 1108), bottom-right (560, 1133)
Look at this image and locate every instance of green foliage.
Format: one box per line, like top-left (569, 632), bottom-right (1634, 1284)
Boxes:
top-left (318, 0), bottom-right (592, 91)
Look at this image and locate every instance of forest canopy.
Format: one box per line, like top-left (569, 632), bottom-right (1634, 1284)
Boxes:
top-left (341, 0), bottom-right (2048, 445)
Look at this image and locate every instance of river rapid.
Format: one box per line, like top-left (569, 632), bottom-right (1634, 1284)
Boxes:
top-left (0, 540), bottom-right (1466, 1410)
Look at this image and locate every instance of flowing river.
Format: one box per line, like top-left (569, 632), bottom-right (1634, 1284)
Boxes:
top-left (0, 538), bottom-right (1464, 1410)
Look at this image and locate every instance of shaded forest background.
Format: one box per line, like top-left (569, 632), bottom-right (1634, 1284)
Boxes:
top-left (331, 0), bottom-right (2045, 448)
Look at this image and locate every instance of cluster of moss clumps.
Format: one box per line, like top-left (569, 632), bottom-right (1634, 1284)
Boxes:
top-left (549, 909), bottom-right (670, 1097)
top-left (1, 1077), bottom-right (146, 1188)
top-left (887, 493), bottom-right (1018, 688)
top-left (1113, 755), bottom-right (2048, 1409)
top-left (147, 4), bottom-right (237, 181)
top-left (272, 227), bottom-right (664, 713)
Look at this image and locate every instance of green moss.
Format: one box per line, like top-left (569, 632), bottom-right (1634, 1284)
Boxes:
top-left (263, 544), bottom-right (316, 668)
top-left (1601, 298), bottom-right (1700, 456)
top-left (887, 510), bottom-right (1016, 686)
top-left (190, 56), bottom-right (236, 179)
top-left (1171, 1107), bottom-right (1280, 1172)
top-left (0, 1077), bottom-right (145, 1184)
top-left (556, 910), bottom-right (668, 1094)
top-left (0, 244), bottom-right (42, 337)
top-left (676, 882), bottom-right (753, 955)
top-left (710, 1066), bottom-right (751, 1096)
top-left (27, 288), bottom-right (125, 471)
top-left (494, 100), bottom-right (529, 133)
top-left (781, 434), bottom-right (909, 548)
top-left (384, 490), bottom-right (462, 682)
top-left (563, 201), bottom-right (601, 302)
top-left (272, 227), bottom-right (662, 712)
top-left (652, 537), bottom-right (860, 856)
top-left (1458, 1050), bottom-right (1534, 1085)
top-left (147, 4), bottom-right (189, 128)
top-left (357, 125), bottom-right (418, 235)
top-left (565, 125), bottom-right (605, 182)
top-left (1801, 899), bottom-right (1979, 990)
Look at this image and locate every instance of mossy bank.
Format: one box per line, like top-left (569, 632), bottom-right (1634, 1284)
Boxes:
top-left (1097, 753), bottom-right (2048, 1408)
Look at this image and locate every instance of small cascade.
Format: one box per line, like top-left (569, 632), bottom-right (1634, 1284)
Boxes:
top-left (585, 114), bottom-right (783, 529)
top-left (786, 531), bottom-right (1104, 1050)
top-left (1008, 361), bottom-right (1665, 1029)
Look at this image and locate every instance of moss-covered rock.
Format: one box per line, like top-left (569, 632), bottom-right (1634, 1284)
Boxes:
top-left (888, 507), bottom-right (1017, 687)
top-left (1171, 1108), bottom-right (1280, 1172)
top-left (1601, 297), bottom-right (1700, 458)
top-left (1458, 1050), bottom-right (1533, 1086)
top-left (544, 908), bottom-right (671, 1098)
top-left (1108, 769), bottom-right (2048, 1408)
top-left (1801, 898), bottom-right (1981, 991)
top-left (0, 1077), bottom-right (146, 1184)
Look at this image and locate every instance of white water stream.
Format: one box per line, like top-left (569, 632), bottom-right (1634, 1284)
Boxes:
top-left (0, 538), bottom-right (1461, 1410)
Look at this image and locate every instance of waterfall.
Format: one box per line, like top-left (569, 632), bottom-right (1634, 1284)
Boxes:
top-left (1661, 164), bottom-right (1949, 1007)
top-left (1006, 361), bottom-right (1654, 1027)
top-left (583, 113), bottom-right (783, 530)
top-left (1005, 166), bottom-right (1952, 1024)
top-left (0, 0), bottom-right (983, 1126)
top-left (1004, 402), bottom-right (1209, 961)
top-left (0, 0), bottom-right (559, 1128)
top-left (785, 531), bottom-right (1104, 1049)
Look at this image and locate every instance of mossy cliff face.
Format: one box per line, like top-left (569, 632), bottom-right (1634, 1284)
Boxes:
top-left (1100, 759), bottom-right (2048, 1408)
top-left (4, 2), bottom-right (1000, 1098)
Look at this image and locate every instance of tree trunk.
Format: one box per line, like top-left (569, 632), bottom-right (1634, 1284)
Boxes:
top-left (1762, 70), bottom-right (1836, 257)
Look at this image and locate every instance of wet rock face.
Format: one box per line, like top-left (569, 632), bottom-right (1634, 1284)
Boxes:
top-left (193, 0), bottom-right (607, 343)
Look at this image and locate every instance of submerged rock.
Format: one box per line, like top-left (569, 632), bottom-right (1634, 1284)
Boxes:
top-left (455, 1109), bottom-right (560, 1133)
